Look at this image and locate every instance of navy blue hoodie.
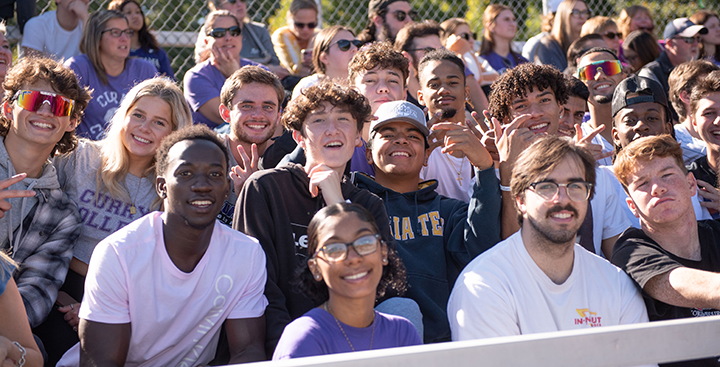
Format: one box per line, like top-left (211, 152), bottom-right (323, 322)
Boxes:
top-left (354, 166), bottom-right (502, 343)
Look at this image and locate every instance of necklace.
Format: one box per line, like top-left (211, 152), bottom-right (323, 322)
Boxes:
top-left (125, 176), bottom-right (143, 215)
top-left (324, 302), bottom-right (375, 351)
top-left (442, 153), bottom-right (466, 186)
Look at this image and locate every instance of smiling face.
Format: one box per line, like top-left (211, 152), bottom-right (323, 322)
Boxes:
top-left (367, 120), bottom-right (428, 178)
top-left (160, 139), bottom-right (229, 230)
top-left (309, 211), bottom-right (387, 304)
top-left (4, 80), bottom-right (77, 149)
top-left (223, 82), bottom-right (280, 145)
top-left (121, 96), bottom-right (173, 164)
top-left (417, 59), bottom-right (466, 122)
top-left (99, 17), bottom-right (131, 61)
top-left (517, 155), bottom-right (588, 245)
top-left (205, 16), bottom-right (243, 55)
top-left (612, 101), bottom-right (669, 149)
top-left (692, 91), bottom-right (720, 152)
top-left (298, 101), bottom-right (362, 170)
top-left (508, 87), bottom-right (561, 135)
top-left (352, 66), bottom-right (406, 114)
top-left (624, 156), bottom-right (696, 227)
top-left (121, 1), bottom-right (144, 32)
top-left (601, 25), bottom-right (621, 53)
top-left (578, 52), bottom-right (625, 105)
top-left (559, 96), bottom-right (587, 137)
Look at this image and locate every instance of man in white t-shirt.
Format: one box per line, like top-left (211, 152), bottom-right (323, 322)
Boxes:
top-left (74, 126), bottom-right (267, 366)
top-left (22, 0), bottom-right (89, 60)
top-left (448, 136), bottom-right (649, 343)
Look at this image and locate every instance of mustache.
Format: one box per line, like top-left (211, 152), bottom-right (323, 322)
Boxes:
top-left (546, 204), bottom-right (578, 219)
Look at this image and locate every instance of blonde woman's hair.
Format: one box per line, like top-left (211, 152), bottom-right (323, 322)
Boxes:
top-left (617, 5), bottom-right (654, 39)
top-left (551, 0), bottom-right (586, 55)
top-left (97, 77), bottom-right (192, 209)
top-left (581, 16), bottom-right (617, 36)
top-left (79, 10), bottom-right (128, 85)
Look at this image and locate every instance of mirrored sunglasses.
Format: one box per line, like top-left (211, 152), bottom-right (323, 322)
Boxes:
top-left (14, 90), bottom-right (74, 117)
top-left (575, 59), bottom-right (622, 81)
top-left (207, 26), bottom-right (242, 38)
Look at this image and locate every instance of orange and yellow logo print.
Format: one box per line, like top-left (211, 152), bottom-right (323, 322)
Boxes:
top-left (575, 308), bottom-right (602, 327)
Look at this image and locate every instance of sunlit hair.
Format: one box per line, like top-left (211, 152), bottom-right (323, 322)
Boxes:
top-left (96, 77), bottom-right (192, 209)
top-left (220, 66), bottom-right (285, 109)
top-left (207, 0), bottom-right (247, 22)
top-left (551, 0), bottom-right (587, 55)
top-left (296, 202), bottom-right (407, 304)
top-left (107, 0), bottom-right (160, 52)
top-left (1, 57), bottom-right (91, 156)
top-left (489, 63), bottom-right (568, 123)
top-left (439, 18), bottom-right (469, 45)
top-left (617, 5), bottom-right (654, 39)
top-left (690, 10), bottom-right (720, 62)
top-left (393, 20), bottom-right (441, 53)
top-left (80, 10), bottom-right (128, 85)
top-left (613, 135), bottom-right (685, 191)
top-left (349, 41), bottom-right (409, 86)
top-left (283, 80), bottom-right (370, 135)
top-left (566, 33), bottom-right (604, 69)
top-left (622, 30), bottom-right (660, 71)
top-left (580, 16), bottom-right (617, 37)
top-left (289, 0), bottom-right (318, 16)
top-left (313, 25), bottom-right (355, 75)
top-left (511, 136), bottom-right (596, 225)
top-left (480, 5), bottom-right (520, 57)
top-left (668, 60), bottom-right (719, 121)
top-left (689, 69), bottom-right (720, 119)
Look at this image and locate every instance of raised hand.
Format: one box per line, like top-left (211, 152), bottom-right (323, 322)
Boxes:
top-left (575, 124), bottom-right (613, 162)
top-left (211, 44), bottom-right (241, 78)
top-left (229, 144), bottom-right (259, 194)
top-left (431, 121), bottom-right (493, 170)
top-left (0, 173), bottom-right (35, 219)
top-left (306, 164), bottom-right (344, 205)
top-left (697, 179), bottom-right (720, 213)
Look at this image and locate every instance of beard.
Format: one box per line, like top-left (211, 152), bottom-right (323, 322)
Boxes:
top-left (593, 94), bottom-right (612, 104)
top-left (232, 120), bottom-right (276, 145)
top-left (526, 203), bottom-right (582, 244)
top-left (379, 22), bottom-right (394, 43)
top-left (440, 108), bottom-right (458, 120)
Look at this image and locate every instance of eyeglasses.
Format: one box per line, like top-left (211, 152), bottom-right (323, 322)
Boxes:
top-left (101, 28), bottom-right (135, 38)
top-left (327, 39), bottom-right (362, 52)
top-left (575, 59), bottom-right (622, 81)
top-left (458, 32), bottom-right (476, 41)
top-left (293, 21), bottom-right (317, 29)
top-left (674, 36), bottom-right (701, 44)
top-left (527, 181), bottom-right (593, 202)
top-left (313, 234), bottom-right (381, 262)
top-left (570, 9), bottom-right (592, 18)
top-left (390, 10), bottom-right (419, 22)
top-left (207, 26), bottom-right (242, 38)
top-left (603, 31), bottom-right (623, 40)
top-left (13, 90), bottom-right (74, 117)
top-left (407, 46), bottom-right (435, 54)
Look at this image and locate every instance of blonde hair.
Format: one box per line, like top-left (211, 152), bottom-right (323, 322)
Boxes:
top-left (617, 6), bottom-right (654, 39)
top-left (79, 10), bottom-right (128, 85)
top-left (96, 77), bottom-right (192, 208)
top-left (581, 16), bottom-right (617, 36)
top-left (480, 4), bottom-right (514, 56)
top-left (551, 0), bottom-right (586, 54)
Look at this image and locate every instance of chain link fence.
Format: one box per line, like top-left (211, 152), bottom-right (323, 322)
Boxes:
top-left (12, 0), bottom-right (718, 82)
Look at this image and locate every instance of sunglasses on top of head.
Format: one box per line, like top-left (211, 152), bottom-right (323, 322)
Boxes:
top-left (327, 39), bottom-right (363, 52)
top-left (13, 90), bottom-right (75, 117)
top-left (207, 26), bottom-right (242, 38)
top-left (575, 59), bottom-right (622, 81)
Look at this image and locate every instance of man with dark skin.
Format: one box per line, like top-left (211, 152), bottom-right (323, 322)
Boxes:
top-left (77, 125), bottom-right (266, 367)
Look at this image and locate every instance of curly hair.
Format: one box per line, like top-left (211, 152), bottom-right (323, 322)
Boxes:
top-left (1, 57), bottom-right (91, 156)
top-left (282, 81), bottom-right (371, 135)
top-left (489, 63), bottom-right (568, 123)
top-left (295, 203), bottom-right (407, 305)
top-left (155, 124), bottom-right (229, 178)
top-left (348, 41), bottom-right (409, 85)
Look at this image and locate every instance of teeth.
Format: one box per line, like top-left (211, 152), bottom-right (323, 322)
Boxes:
top-left (596, 84), bottom-right (610, 90)
top-left (552, 212), bottom-right (571, 219)
top-left (326, 142), bottom-right (342, 147)
top-left (31, 122), bottom-right (52, 129)
top-left (191, 200), bottom-right (212, 206)
top-left (391, 151), bottom-right (410, 157)
top-left (344, 271), bottom-right (368, 280)
top-left (246, 123), bottom-right (266, 130)
top-left (133, 135), bottom-right (150, 144)
top-left (529, 122), bottom-right (548, 130)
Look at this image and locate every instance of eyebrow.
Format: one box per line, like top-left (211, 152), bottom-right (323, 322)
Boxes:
top-left (238, 99), bottom-right (277, 106)
top-left (322, 228), bottom-right (374, 243)
top-left (134, 107), bottom-right (169, 123)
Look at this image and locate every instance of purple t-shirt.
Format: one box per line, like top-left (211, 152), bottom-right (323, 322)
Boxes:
top-left (272, 307), bottom-right (421, 360)
top-left (65, 55), bottom-right (157, 140)
top-left (183, 58), bottom-right (267, 127)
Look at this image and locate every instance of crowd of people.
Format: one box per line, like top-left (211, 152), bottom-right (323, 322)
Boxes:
top-left (1, 0), bottom-right (720, 366)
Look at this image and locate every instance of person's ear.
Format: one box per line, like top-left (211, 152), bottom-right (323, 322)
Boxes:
top-left (417, 88), bottom-right (425, 106)
top-left (381, 243), bottom-right (388, 265)
top-left (292, 129), bottom-right (306, 149)
top-left (612, 124), bottom-right (621, 147)
top-left (625, 196), bottom-right (640, 218)
top-left (687, 171), bottom-right (698, 196)
top-left (372, 14), bottom-right (384, 28)
top-left (156, 177), bottom-right (167, 199)
top-left (423, 147), bottom-right (431, 166)
top-left (366, 143), bottom-right (374, 166)
top-left (2, 101), bottom-right (11, 121)
top-left (308, 258), bottom-right (322, 281)
top-left (319, 51), bottom-right (329, 67)
top-left (66, 117), bottom-right (78, 132)
top-left (515, 192), bottom-right (527, 215)
top-left (219, 104), bottom-right (231, 123)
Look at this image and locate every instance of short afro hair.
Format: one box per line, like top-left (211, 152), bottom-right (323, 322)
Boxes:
top-left (282, 81), bottom-right (371, 135)
top-left (417, 48), bottom-right (466, 85)
top-left (155, 125), bottom-right (229, 177)
top-left (489, 63), bottom-right (568, 123)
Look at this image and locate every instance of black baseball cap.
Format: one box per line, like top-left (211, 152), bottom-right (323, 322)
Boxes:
top-left (612, 75), bottom-right (671, 122)
top-left (368, 0), bottom-right (404, 16)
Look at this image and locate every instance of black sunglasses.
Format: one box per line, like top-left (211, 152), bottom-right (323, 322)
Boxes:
top-left (327, 39), bottom-right (362, 52)
top-left (293, 21), bottom-right (317, 29)
top-left (459, 32), bottom-right (476, 41)
top-left (391, 10), bottom-right (419, 22)
top-left (207, 26), bottom-right (242, 38)
top-left (603, 31), bottom-right (623, 40)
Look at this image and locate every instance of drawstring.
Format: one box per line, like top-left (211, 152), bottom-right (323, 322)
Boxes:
top-left (13, 180), bottom-right (38, 255)
top-left (413, 193), bottom-right (419, 233)
top-left (6, 157), bottom-right (13, 257)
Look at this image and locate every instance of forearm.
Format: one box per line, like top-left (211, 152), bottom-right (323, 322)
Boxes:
top-left (79, 320), bottom-right (131, 367)
top-left (646, 267), bottom-right (720, 309)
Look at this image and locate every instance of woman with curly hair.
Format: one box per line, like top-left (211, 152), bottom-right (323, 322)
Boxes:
top-left (107, 0), bottom-right (175, 79)
top-left (273, 203), bottom-right (419, 359)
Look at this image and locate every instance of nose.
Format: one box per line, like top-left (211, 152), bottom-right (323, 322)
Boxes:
top-left (35, 101), bottom-right (54, 116)
top-left (377, 79), bottom-right (389, 94)
top-left (650, 179), bottom-right (667, 197)
top-left (593, 67), bottom-right (607, 81)
top-left (633, 118), bottom-right (650, 133)
top-left (191, 173), bottom-right (213, 192)
top-left (344, 244), bottom-right (364, 263)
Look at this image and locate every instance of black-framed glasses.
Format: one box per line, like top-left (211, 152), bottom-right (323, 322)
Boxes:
top-left (603, 31), bottom-right (623, 40)
top-left (570, 9), bottom-right (591, 18)
top-left (293, 21), bottom-right (317, 29)
top-left (459, 32), bottom-right (476, 41)
top-left (527, 181), bottom-right (593, 202)
top-left (101, 28), bottom-right (135, 38)
top-left (327, 39), bottom-right (362, 52)
top-left (313, 234), bottom-right (381, 262)
top-left (207, 26), bottom-right (242, 38)
top-left (407, 46), bottom-right (435, 54)
top-left (674, 36), bottom-right (700, 44)
top-left (390, 10), bottom-right (419, 22)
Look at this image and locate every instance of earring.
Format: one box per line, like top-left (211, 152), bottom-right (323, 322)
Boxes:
top-left (314, 274), bottom-right (322, 280)
top-left (382, 258), bottom-right (388, 265)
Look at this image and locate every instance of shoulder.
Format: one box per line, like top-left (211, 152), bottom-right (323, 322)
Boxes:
top-left (273, 308), bottom-right (330, 359)
top-left (376, 312), bottom-right (422, 345)
top-left (213, 221), bottom-right (265, 257)
top-left (245, 21), bottom-right (269, 32)
top-left (461, 234), bottom-right (518, 277)
top-left (65, 54), bottom-right (91, 69)
top-left (99, 213), bottom-right (158, 253)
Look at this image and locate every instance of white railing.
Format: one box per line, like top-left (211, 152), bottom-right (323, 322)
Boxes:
top-left (233, 315), bottom-right (720, 367)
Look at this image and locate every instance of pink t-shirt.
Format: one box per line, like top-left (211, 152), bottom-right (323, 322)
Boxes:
top-left (72, 212), bottom-right (267, 366)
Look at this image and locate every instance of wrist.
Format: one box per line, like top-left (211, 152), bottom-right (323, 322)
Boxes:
top-left (12, 341), bottom-right (26, 367)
